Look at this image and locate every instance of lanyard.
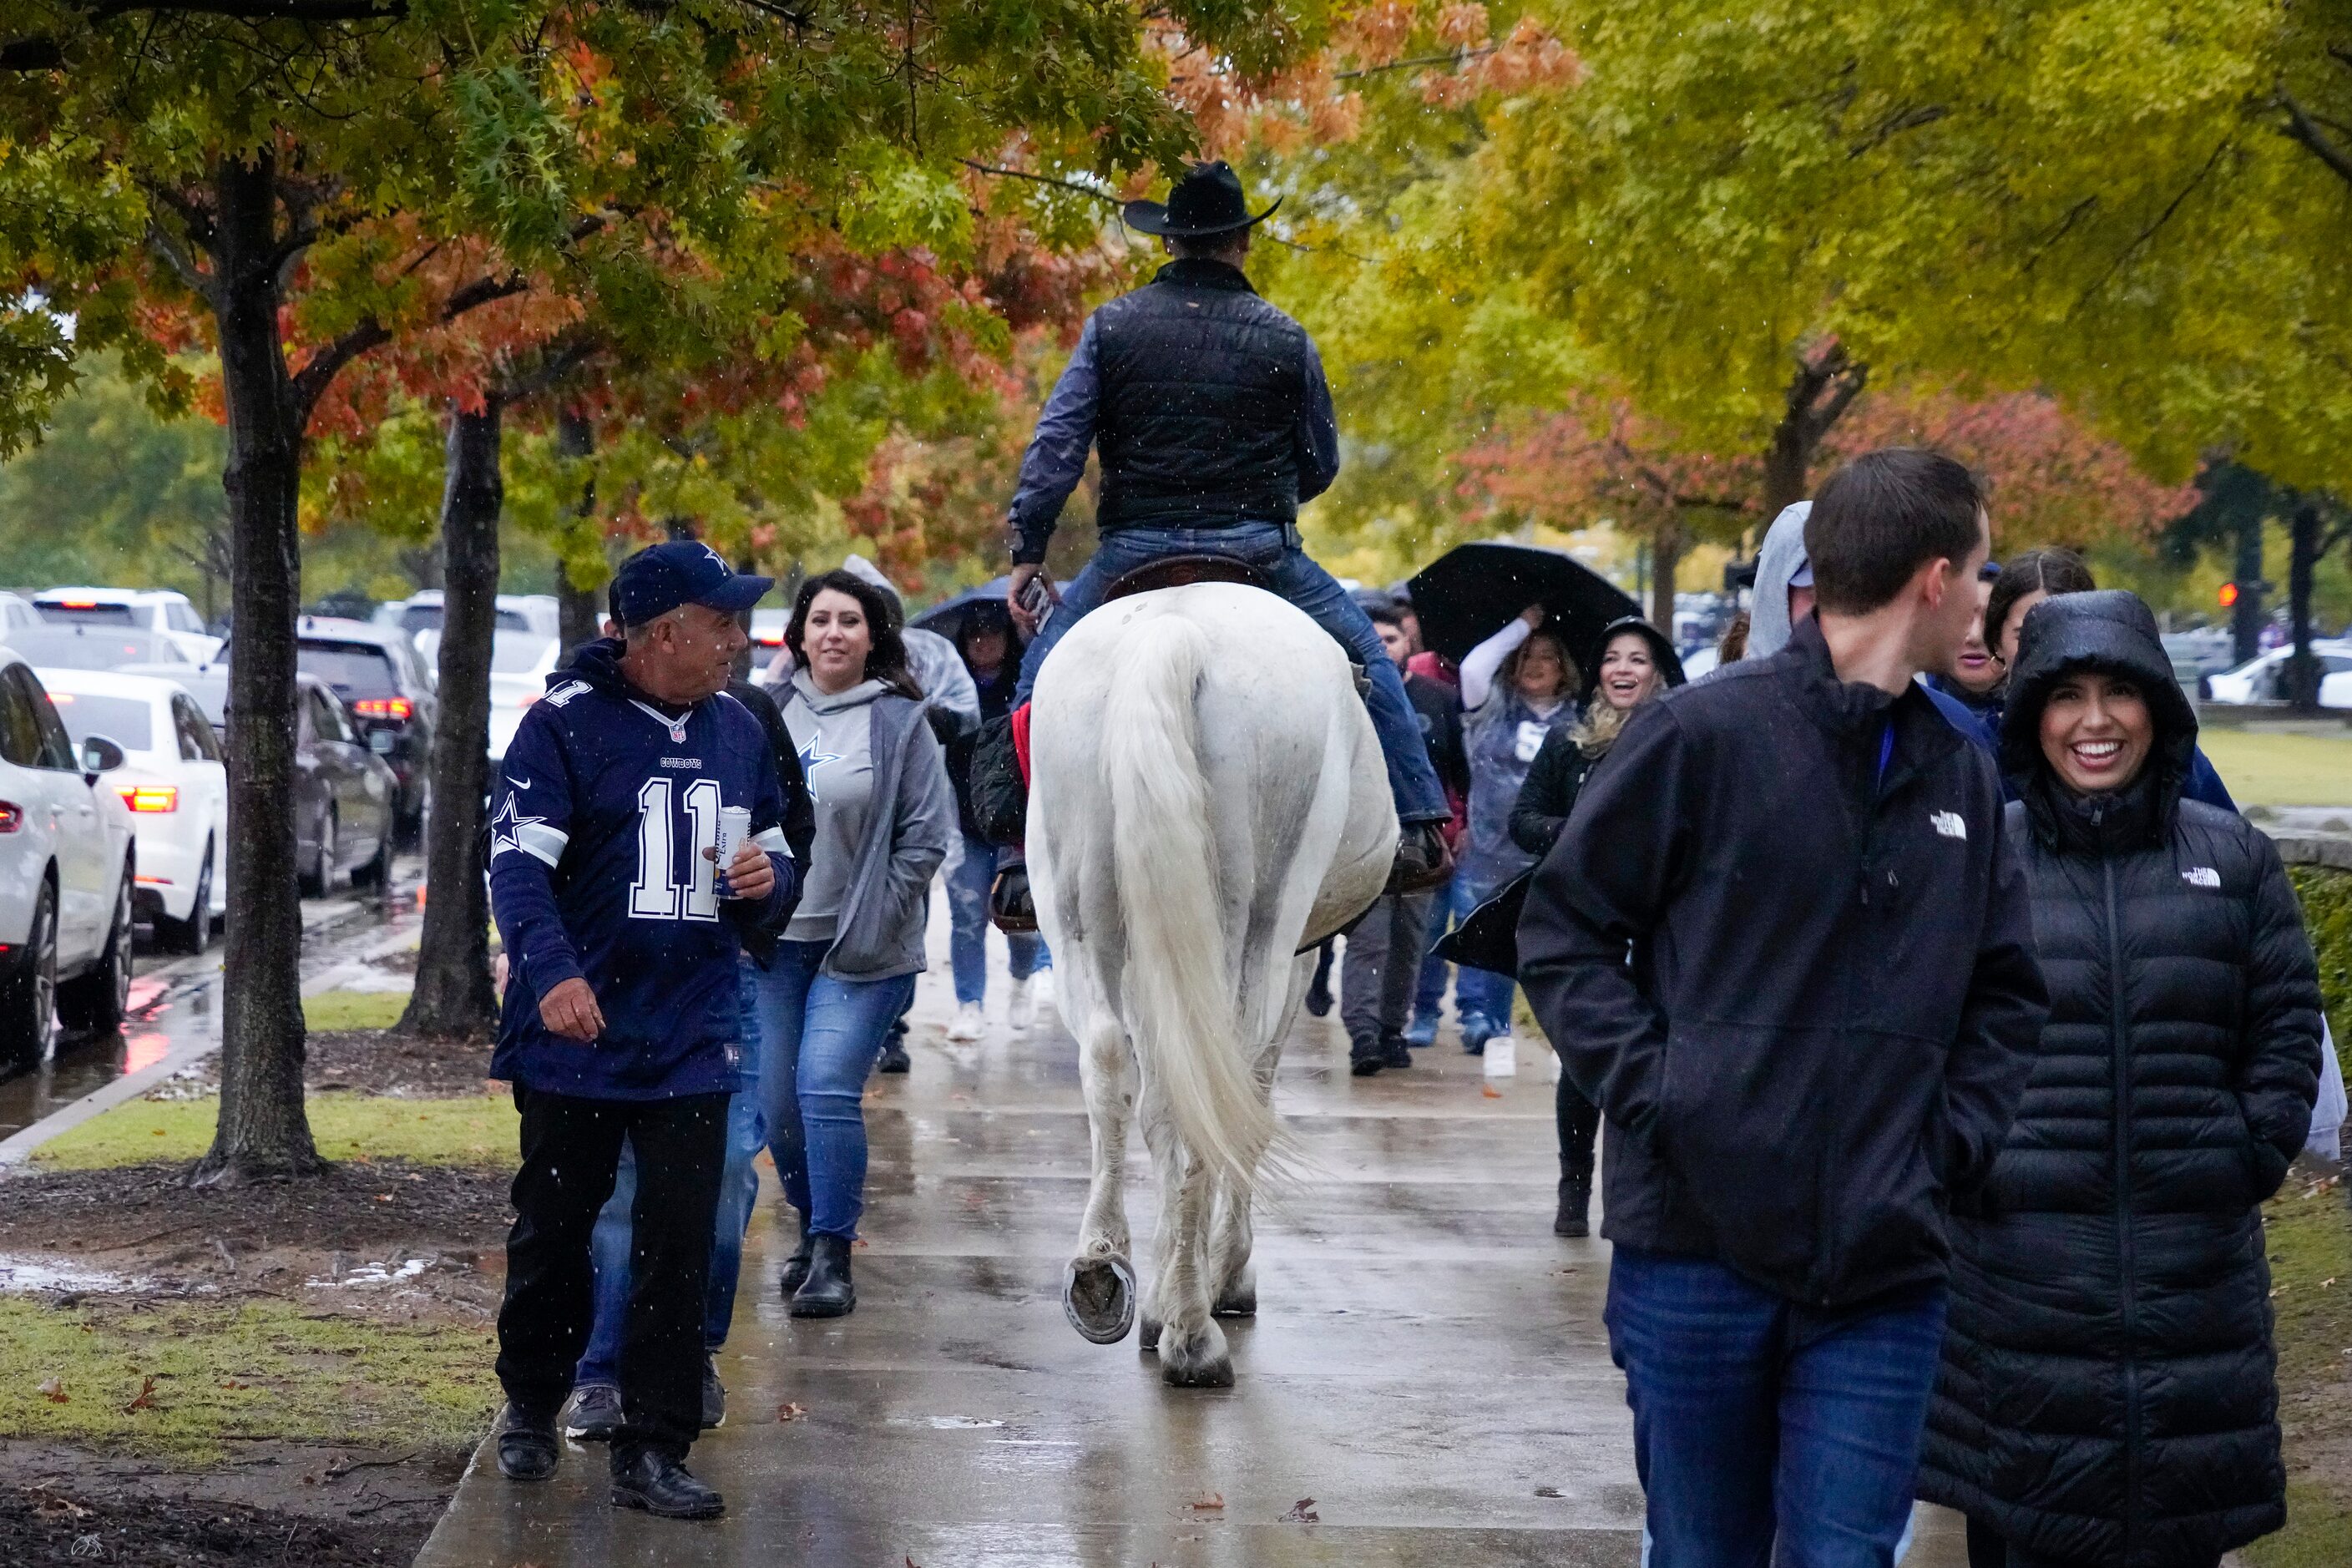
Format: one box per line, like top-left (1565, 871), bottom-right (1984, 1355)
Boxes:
top-left (1875, 716), bottom-right (1896, 792)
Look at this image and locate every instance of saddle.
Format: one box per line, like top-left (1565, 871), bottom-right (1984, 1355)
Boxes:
top-left (1100, 553), bottom-right (1274, 601)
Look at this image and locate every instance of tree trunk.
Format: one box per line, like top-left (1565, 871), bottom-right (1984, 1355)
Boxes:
top-left (1761, 423), bottom-right (1813, 519)
top-left (554, 407), bottom-right (602, 656)
top-left (194, 151), bottom-right (322, 1185)
top-left (2287, 500), bottom-right (2322, 712)
top-left (1650, 513), bottom-right (1683, 633)
top-left (397, 397), bottom-right (504, 1040)
top-left (1761, 343), bottom-right (1868, 518)
top-left (2232, 512), bottom-right (2265, 667)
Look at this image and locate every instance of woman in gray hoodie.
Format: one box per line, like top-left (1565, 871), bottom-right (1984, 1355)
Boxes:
top-left (756, 569), bottom-right (953, 1318)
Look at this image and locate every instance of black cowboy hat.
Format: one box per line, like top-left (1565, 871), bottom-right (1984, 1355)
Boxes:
top-left (1122, 161), bottom-right (1280, 240)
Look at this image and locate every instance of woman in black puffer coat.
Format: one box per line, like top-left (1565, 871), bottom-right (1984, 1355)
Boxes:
top-left (1917, 590), bottom-right (2324, 1568)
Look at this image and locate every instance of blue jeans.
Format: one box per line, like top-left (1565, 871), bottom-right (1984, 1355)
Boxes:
top-left (576, 963), bottom-right (767, 1387)
top-left (947, 827), bottom-right (1044, 1006)
top-left (1606, 1247), bottom-right (1948, 1568)
top-left (1411, 876), bottom-right (1469, 1035)
top-left (754, 939), bottom-right (917, 1240)
top-left (1014, 521), bottom-right (1449, 825)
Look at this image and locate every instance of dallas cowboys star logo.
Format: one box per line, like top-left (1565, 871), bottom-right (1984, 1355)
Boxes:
top-left (488, 789), bottom-right (547, 862)
top-left (797, 733), bottom-right (842, 804)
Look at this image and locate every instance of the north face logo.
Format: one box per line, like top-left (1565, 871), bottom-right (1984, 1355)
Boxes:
top-left (2183, 867), bottom-right (2221, 889)
top-left (1930, 811), bottom-right (1967, 841)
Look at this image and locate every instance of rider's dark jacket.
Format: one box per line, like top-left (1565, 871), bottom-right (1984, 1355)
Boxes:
top-left (1005, 259), bottom-right (1340, 564)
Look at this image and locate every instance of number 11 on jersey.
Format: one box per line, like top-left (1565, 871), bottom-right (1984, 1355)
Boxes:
top-left (630, 776), bottom-right (721, 922)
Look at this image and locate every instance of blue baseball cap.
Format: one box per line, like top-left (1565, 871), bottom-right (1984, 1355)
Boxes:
top-left (609, 542), bottom-right (773, 626)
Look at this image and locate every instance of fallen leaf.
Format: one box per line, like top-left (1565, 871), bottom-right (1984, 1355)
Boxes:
top-left (1480, 1082), bottom-right (1503, 1099)
top-left (1534, 1485), bottom-right (1563, 1499)
top-left (1281, 1498), bottom-right (1319, 1523)
top-left (30, 1490), bottom-right (90, 1521)
top-left (124, 1375), bottom-right (159, 1414)
top-left (1191, 1493), bottom-right (1224, 1510)
top-left (220, 1379), bottom-right (247, 1390)
top-left (776, 1403), bottom-right (807, 1422)
top-left (37, 1378), bottom-right (67, 1404)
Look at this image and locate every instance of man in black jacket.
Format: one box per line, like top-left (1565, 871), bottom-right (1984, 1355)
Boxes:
top-left (1520, 448), bottom-right (2046, 1566)
top-left (991, 161), bottom-right (1454, 903)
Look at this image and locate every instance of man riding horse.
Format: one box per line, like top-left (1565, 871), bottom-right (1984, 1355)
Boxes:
top-left (983, 161), bottom-right (1455, 918)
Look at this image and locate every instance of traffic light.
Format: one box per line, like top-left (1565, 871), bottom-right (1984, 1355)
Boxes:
top-left (2218, 581), bottom-right (2240, 609)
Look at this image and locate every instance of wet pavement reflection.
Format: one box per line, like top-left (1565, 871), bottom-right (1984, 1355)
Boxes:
top-left (0, 861), bottom-right (422, 1144)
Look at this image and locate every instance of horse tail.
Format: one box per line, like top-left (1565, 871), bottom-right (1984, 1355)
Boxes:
top-left (1101, 612), bottom-right (1285, 1193)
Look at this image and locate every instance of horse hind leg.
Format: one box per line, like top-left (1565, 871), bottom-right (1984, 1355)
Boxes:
top-left (1210, 1030), bottom-right (1282, 1319)
top-left (1063, 1014), bottom-right (1138, 1345)
top-left (1153, 1150), bottom-right (1232, 1388)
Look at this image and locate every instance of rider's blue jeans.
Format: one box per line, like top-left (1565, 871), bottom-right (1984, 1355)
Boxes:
top-left (575, 962), bottom-right (766, 1388)
top-left (1012, 521), bottom-right (1450, 825)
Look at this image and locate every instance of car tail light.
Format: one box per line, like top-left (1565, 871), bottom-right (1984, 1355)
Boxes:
top-left (351, 697), bottom-right (413, 721)
top-left (518, 692), bottom-right (539, 709)
top-left (0, 802), bottom-right (20, 832)
top-left (57, 597), bottom-right (99, 609)
top-left (119, 786), bottom-right (179, 812)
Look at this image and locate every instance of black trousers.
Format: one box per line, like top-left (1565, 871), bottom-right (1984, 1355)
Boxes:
top-left (1338, 889), bottom-right (1434, 1053)
top-left (496, 1085), bottom-right (730, 1461)
top-left (1557, 1071), bottom-right (1599, 1208)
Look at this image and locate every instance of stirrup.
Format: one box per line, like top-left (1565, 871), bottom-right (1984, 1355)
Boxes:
top-left (990, 862), bottom-right (1038, 934)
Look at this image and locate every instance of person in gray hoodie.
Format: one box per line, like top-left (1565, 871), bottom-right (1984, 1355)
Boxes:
top-left (1743, 499), bottom-right (1816, 661)
top-left (756, 569), bottom-right (953, 1318)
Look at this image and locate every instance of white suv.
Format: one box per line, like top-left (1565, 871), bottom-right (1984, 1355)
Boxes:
top-left (33, 587), bottom-right (223, 665)
top-left (0, 650), bottom-right (137, 1065)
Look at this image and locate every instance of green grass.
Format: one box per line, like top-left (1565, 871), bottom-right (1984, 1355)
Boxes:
top-left (34, 1093), bottom-right (516, 1171)
top-left (2292, 867), bottom-right (2352, 1073)
top-left (2246, 1176), bottom-right (2352, 1564)
top-left (2198, 730), bottom-right (2352, 807)
top-left (0, 1297), bottom-right (497, 1463)
top-left (302, 988), bottom-right (412, 1030)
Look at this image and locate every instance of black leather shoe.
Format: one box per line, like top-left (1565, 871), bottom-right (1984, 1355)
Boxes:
top-left (876, 1035), bottom-right (912, 1075)
top-left (1379, 1036), bottom-right (1414, 1070)
top-left (989, 858), bottom-right (1037, 934)
top-left (780, 1216), bottom-right (814, 1297)
top-left (790, 1233), bottom-right (857, 1318)
top-left (1348, 1046), bottom-right (1383, 1077)
top-left (1386, 822), bottom-right (1454, 895)
top-left (609, 1445), bottom-right (725, 1520)
top-left (494, 1403), bottom-right (559, 1482)
top-left (563, 1383), bottom-right (622, 1442)
top-left (701, 1358), bottom-right (726, 1431)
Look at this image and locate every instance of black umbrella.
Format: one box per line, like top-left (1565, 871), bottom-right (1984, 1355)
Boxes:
top-left (1406, 542), bottom-right (1639, 669)
top-left (912, 576), bottom-right (1015, 641)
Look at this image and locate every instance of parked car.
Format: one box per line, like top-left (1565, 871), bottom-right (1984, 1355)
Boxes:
top-left (36, 670), bottom-right (228, 954)
top-left (33, 587), bottom-right (222, 664)
top-left (0, 650), bottom-right (137, 1065)
top-left (2203, 639), bottom-right (2352, 705)
top-left (374, 590), bottom-right (559, 655)
top-left (291, 674), bottom-right (397, 894)
top-left (486, 631), bottom-right (562, 765)
top-left (2162, 626), bottom-right (2238, 692)
top-left (0, 593), bottom-right (40, 636)
top-left (294, 616), bottom-right (437, 833)
top-left (1, 623), bottom-right (193, 674)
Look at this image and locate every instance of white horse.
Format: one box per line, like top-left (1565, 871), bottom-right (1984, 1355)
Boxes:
top-left (1029, 581), bottom-right (1396, 1386)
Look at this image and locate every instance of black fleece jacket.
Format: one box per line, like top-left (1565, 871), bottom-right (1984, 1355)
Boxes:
top-left (1519, 618), bottom-right (2048, 1307)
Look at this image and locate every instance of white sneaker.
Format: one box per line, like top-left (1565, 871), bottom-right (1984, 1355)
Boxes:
top-left (1008, 976), bottom-right (1036, 1033)
top-left (947, 1002), bottom-right (984, 1041)
top-left (1032, 970), bottom-right (1056, 1022)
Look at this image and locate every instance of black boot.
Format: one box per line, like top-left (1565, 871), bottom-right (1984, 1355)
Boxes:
top-left (609, 1444), bottom-right (726, 1520)
top-left (1305, 941), bottom-right (1336, 1017)
top-left (790, 1233), bottom-right (857, 1318)
top-left (493, 1402), bottom-right (559, 1482)
top-left (875, 1019), bottom-right (913, 1075)
top-left (1554, 1182), bottom-right (1591, 1237)
top-left (1378, 1034), bottom-right (1414, 1070)
top-left (1387, 822), bottom-right (1454, 896)
top-left (780, 1213), bottom-right (814, 1297)
top-left (1348, 1037), bottom-right (1383, 1077)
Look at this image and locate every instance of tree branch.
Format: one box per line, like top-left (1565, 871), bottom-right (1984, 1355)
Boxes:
top-left (2068, 136), bottom-right (2231, 319)
top-left (144, 218), bottom-right (221, 311)
top-left (959, 159), bottom-right (1118, 205)
top-left (1331, 46), bottom-right (1495, 81)
top-left (2279, 90), bottom-right (2352, 191)
top-left (85, 1), bottom-right (407, 20)
top-left (287, 269), bottom-right (530, 430)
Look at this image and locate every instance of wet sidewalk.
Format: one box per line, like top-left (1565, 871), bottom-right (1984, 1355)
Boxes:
top-left (414, 932), bottom-right (1969, 1566)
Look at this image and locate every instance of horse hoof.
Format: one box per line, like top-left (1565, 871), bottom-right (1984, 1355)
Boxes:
top-left (1161, 1353), bottom-right (1235, 1389)
top-left (1139, 1317), bottom-right (1161, 1354)
top-left (1211, 1287), bottom-right (1256, 1318)
top-left (1062, 1257), bottom-right (1136, 1345)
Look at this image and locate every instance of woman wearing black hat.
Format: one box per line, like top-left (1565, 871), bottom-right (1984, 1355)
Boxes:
top-left (1508, 616), bottom-right (1685, 1237)
top-left (1917, 589), bottom-right (2322, 1568)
